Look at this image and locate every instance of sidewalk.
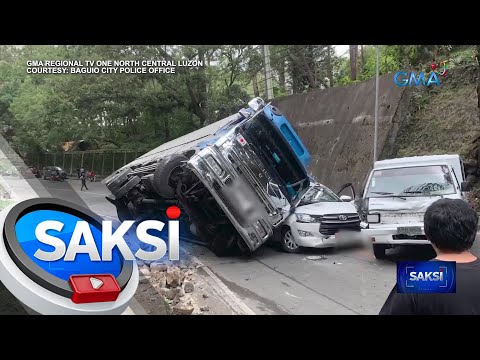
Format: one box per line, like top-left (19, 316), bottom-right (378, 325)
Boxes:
top-left (132, 248), bottom-right (254, 315)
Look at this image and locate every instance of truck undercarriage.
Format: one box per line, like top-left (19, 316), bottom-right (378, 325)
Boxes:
top-left (105, 153), bottom-right (247, 256)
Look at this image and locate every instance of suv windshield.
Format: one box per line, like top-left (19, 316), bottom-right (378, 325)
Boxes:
top-left (240, 112), bottom-right (309, 202)
top-left (300, 185), bottom-right (339, 205)
top-left (366, 165), bottom-right (456, 198)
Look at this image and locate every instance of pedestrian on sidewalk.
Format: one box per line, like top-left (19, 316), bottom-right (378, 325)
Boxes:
top-left (380, 198), bottom-right (480, 315)
top-left (80, 171), bottom-right (88, 191)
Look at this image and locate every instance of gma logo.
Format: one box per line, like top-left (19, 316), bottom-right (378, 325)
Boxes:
top-left (394, 71), bottom-right (442, 87)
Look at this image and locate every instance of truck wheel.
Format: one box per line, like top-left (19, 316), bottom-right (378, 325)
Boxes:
top-left (373, 244), bottom-right (388, 259)
top-left (209, 226), bottom-right (238, 257)
top-left (116, 203), bottom-right (134, 222)
top-left (153, 154), bottom-right (188, 198)
top-left (280, 227), bottom-right (301, 253)
top-left (210, 235), bottom-right (234, 257)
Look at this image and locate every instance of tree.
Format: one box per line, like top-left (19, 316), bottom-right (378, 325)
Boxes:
top-left (349, 45), bottom-right (358, 80)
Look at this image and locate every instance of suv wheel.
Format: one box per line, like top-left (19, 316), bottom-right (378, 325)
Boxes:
top-left (280, 227), bottom-right (301, 253)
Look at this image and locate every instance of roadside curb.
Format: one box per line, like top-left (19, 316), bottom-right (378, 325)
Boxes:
top-left (182, 250), bottom-right (256, 315)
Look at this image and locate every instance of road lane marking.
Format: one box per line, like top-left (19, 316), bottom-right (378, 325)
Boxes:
top-left (285, 291), bottom-right (302, 299)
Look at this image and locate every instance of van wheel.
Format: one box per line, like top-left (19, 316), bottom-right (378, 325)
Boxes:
top-left (373, 244), bottom-right (388, 259)
top-left (280, 227), bottom-right (301, 253)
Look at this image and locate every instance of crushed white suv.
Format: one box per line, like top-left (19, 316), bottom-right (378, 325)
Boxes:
top-left (278, 182), bottom-right (363, 253)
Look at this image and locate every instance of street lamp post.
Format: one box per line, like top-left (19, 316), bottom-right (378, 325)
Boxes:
top-left (373, 46), bottom-right (380, 164)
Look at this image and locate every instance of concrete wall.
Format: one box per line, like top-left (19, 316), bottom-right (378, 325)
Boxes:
top-left (272, 73), bottom-right (405, 194)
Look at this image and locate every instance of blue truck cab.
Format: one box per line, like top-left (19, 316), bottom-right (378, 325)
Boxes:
top-left (263, 104), bottom-right (311, 169)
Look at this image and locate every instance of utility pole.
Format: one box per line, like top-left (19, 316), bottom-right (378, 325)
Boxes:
top-left (263, 45), bottom-right (274, 100)
top-left (373, 46), bottom-right (380, 164)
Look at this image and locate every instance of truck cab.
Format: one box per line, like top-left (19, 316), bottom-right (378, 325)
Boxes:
top-left (104, 98), bottom-right (311, 256)
top-left (360, 154), bottom-right (471, 259)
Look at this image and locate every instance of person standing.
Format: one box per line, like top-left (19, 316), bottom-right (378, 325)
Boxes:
top-left (80, 171), bottom-right (88, 191)
top-left (380, 198), bottom-right (480, 315)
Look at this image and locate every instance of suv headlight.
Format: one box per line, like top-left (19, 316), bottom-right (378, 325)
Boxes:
top-left (367, 213), bottom-right (380, 223)
top-left (296, 213), bottom-right (315, 223)
top-left (205, 155), bottom-right (223, 176)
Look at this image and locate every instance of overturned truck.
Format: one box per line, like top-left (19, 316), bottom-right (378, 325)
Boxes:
top-left (104, 98), bottom-right (311, 256)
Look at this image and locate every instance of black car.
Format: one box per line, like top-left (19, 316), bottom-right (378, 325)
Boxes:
top-left (41, 166), bottom-right (68, 180)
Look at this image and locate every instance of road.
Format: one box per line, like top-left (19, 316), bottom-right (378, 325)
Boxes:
top-left (58, 179), bottom-right (480, 315)
top-left (3, 178), bottom-right (480, 315)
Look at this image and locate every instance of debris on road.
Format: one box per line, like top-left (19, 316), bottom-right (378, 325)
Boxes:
top-left (173, 302), bottom-right (194, 315)
top-left (183, 281), bottom-right (194, 293)
top-left (150, 263), bottom-right (168, 272)
top-left (139, 266), bottom-right (151, 276)
top-left (166, 266), bottom-right (183, 287)
top-left (134, 257), bottom-right (239, 315)
top-left (306, 255), bottom-right (327, 261)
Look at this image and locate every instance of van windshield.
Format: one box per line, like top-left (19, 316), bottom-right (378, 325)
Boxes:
top-left (366, 165), bottom-right (457, 198)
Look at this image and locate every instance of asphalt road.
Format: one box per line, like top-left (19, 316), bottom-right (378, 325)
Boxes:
top-left (63, 179), bottom-right (480, 315)
top-left (3, 178), bottom-right (480, 315)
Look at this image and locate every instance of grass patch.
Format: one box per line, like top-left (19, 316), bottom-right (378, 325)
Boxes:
top-left (393, 80), bottom-right (480, 159)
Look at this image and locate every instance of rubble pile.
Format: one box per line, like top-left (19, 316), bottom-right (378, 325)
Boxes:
top-left (144, 260), bottom-right (208, 315)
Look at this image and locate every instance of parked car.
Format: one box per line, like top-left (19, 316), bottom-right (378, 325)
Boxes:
top-left (272, 181), bottom-right (363, 253)
top-left (41, 166), bottom-right (68, 180)
top-left (360, 154), bottom-right (471, 259)
top-left (29, 166), bottom-right (41, 178)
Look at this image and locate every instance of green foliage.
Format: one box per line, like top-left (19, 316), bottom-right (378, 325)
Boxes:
top-left (0, 44), bottom-right (474, 164)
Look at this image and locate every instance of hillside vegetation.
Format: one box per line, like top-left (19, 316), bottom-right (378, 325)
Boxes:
top-left (389, 64), bottom-right (480, 207)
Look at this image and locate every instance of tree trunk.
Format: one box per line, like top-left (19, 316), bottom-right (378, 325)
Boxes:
top-left (326, 46), bottom-right (334, 87)
top-left (164, 117), bottom-right (170, 141)
top-left (476, 46), bottom-right (480, 112)
top-left (349, 45), bottom-right (358, 81)
top-left (360, 45), bottom-right (365, 67)
top-left (252, 73), bottom-right (260, 97)
top-left (278, 56), bottom-right (286, 90)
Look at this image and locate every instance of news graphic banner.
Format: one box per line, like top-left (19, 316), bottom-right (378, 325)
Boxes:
top-left (0, 197), bottom-right (174, 314)
top-left (26, 59), bottom-right (205, 75)
top-left (397, 261), bottom-right (456, 293)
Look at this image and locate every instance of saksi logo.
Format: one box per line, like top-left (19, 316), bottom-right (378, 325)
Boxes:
top-left (408, 270), bottom-right (444, 281)
top-left (34, 218), bottom-right (179, 262)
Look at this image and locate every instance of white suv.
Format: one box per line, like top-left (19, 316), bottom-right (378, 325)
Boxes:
top-left (272, 181), bottom-right (363, 253)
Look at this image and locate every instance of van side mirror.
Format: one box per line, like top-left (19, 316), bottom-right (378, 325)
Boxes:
top-left (461, 181), bottom-right (471, 192)
top-left (340, 195), bottom-right (352, 202)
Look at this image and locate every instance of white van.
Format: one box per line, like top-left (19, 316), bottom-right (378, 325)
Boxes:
top-left (360, 154), bottom-right (471, 259)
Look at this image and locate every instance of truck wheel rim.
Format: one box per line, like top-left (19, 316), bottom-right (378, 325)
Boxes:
top-left (284, 230), bottom-right (298, 250)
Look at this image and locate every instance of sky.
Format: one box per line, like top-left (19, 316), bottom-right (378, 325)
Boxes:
top-left (335, 45), bottom-right (350, 57)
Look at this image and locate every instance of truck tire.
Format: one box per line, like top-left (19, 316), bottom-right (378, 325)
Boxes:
top-left (373, 244), bottom-right (388, 259)
top-left (280, 227), bottom-right (301, 253)
top-left (153, 154), bottom-right (188, 198)
top-left (209, 226), bottom-right (237, 257)
top-left (117, 203), bottom-right (134, 222)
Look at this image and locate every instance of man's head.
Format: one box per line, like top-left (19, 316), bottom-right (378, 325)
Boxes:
top-left (424, 199), bottom-right (478, 252)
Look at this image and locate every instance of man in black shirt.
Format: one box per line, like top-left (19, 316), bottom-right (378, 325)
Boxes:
top-left (380, 198), bottom-right (480, 315)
